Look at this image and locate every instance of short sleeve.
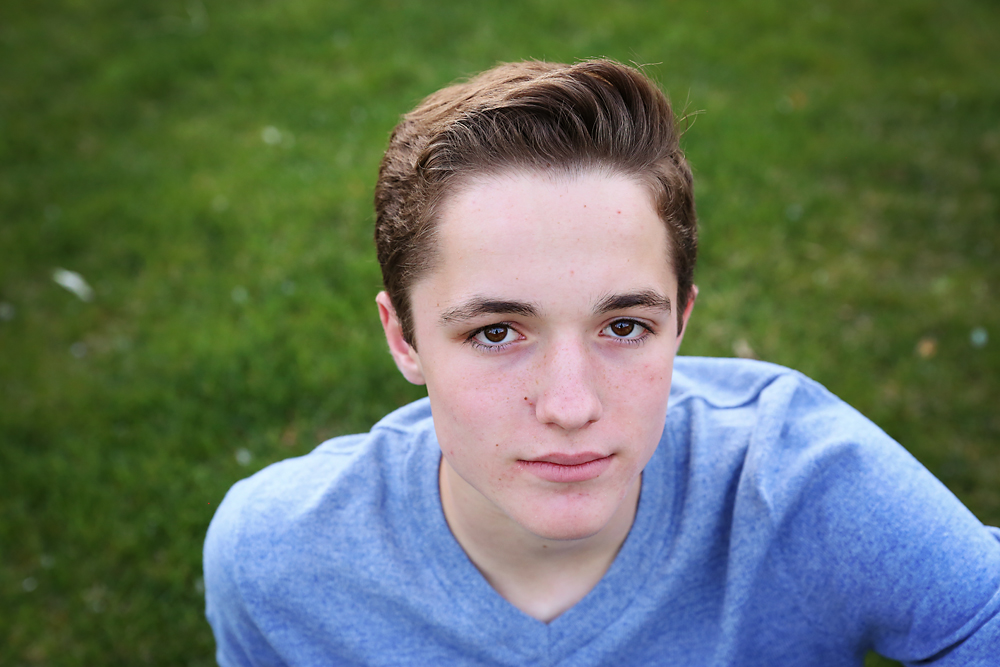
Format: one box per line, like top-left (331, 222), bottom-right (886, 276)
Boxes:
top-left (204, 478), bottom-right (286, 667)
top-left (745, 375), bottom-right (1000, 664)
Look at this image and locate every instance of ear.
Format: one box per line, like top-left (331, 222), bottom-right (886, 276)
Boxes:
top-left (675, 284), bottom-right (698, 350)
top-left (376, 291), bottom-right (426, 385)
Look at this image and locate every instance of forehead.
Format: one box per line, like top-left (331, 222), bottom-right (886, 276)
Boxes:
top-left (414, 170), bottom-right (675, 314)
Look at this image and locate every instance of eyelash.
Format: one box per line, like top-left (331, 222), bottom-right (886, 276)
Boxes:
top-left (466, 322), bottom-right (521, 353)
top-left (465, 318), bottom-right (655, 352)
top-left (603, 319), bottom-right (654, 346)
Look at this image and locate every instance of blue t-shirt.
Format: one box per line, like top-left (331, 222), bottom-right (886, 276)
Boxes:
top-left (204, 357), bottom-right (1000, 666)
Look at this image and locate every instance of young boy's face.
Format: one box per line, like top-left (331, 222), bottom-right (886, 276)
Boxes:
top-left (379, 170), bottom-right (694, 541)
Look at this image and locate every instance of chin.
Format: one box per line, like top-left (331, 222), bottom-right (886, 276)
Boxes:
top-left (529, 524), bottom-right (607, 542)
top-left (514, 502), bottom-right (620, 542)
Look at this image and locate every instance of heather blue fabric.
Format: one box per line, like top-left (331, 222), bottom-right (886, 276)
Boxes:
top-left (204, 357), bottom-right (1000, 666)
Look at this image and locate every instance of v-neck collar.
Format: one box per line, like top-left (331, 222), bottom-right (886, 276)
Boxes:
top-left (401, 421), bottom-right (677, 664)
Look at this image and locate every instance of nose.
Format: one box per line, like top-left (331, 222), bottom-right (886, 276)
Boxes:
top-left (533, 337), bottom-right (603, 431)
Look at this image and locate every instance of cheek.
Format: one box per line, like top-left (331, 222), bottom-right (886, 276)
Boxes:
top-left (431, 360), bottom-right (529, 420)
top-left (616, 355), bottom-right (673, 395)
top-left (428, 367), bottom-right (530, 466)
top-left (608, 358), bottom-right (674, 433)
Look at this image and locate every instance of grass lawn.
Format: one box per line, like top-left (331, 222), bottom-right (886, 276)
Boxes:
top-left (2, 0), bottom-right (997, 664)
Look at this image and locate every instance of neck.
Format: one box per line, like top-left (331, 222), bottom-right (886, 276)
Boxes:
top-left (439, 459), bottom-right (640, 623)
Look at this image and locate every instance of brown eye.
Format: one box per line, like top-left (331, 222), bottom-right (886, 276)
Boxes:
top-left (483, 325), bottom-right (509, 343)
top-left (610, 321), bottom-right (635, 337)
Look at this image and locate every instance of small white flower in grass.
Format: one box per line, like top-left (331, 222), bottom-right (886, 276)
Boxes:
top-left (931, 276), bottom-right (952, 296)
top-left (0, 302), bottom-right (14, 321)
top-left (235, 448), bottom-right (252, 466)
top-left (22, 577), bottom-right (38, 592)
top-left (262, 126), bottom-right (282, 145)
top-left (187, 0), bottom-right (208, 30)
top-left (970, 327), bottom-right (988, 348)
top-left (331, 31), bottom-right (350, 48)
top-left (70, 342), bottom-right (87, 358)
top-left (211, 194), bottom-right (229, 212)
top-left (53, 268), bottom-right (94, 301)
top-left (83, 584), bottom-right (106, 613)
top-left (785, 203), bottom-right (803, 222)
top-left (733, 339), bottom-right (756, 359)
top-left (231, 286), bottom-right (248, 304)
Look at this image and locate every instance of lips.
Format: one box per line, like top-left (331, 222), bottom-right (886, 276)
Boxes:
top-left (527, 452), bottom-right (609, 466)
top-left (518, 453), bottom-right (613, 483)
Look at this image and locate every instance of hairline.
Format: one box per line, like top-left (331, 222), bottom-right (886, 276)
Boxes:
top-left (402, 163), bottom-right (683, 348)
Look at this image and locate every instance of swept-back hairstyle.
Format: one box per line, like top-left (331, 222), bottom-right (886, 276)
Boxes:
top-left (374, 59), bottom-right (697, 346)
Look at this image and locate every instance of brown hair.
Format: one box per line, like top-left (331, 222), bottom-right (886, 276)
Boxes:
top-left (374, 59), bottom-right (697, 347)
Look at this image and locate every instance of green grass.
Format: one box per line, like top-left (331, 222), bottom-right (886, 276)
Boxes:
top-left (2, 0), bottom-right (997, 664)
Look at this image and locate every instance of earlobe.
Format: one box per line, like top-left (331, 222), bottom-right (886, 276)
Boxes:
top-left (376, 291), bottom-right (426, 386)
top-left (676, 285), bottom-right (698, 348)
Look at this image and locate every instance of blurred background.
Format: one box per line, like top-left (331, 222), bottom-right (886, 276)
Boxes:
top-left (2, 0), bottom-right (997, 664)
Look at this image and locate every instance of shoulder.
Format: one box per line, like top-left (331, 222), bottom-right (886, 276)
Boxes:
top-left (209, 397), bottom-right (433, 539)
top-left (661, 356), bottom-right (906, 553)
top-left (670, 355), bottom-right (802, 406)
top-left (668, 358), bottom-right (1000, 660)
top-left (203, 398), bottom-right (435, 660)
top-left (667, 356), bottom-right (874, 465)
top-left (667, 356), bottom-right (944, 513)
top-left (664, 357), bottom-right (998, 597)
top-left (207, 397), bottom-right (433, 549)
top-left (670, 355), bottom-right (849, 420)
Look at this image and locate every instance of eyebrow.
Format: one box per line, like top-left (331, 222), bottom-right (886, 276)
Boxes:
top-left (594, 290), bottom-right (672, 315)
top-left (438, 297), bottom-right (540, 324)
top-left (438, 290), bottom-right (671, 325)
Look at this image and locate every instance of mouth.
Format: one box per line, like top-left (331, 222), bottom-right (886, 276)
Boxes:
top-left (517, 453), bottom-right (613, 483)
top-left (527, 452), bottom-right (609, 465)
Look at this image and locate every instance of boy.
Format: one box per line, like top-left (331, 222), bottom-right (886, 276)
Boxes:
top-left (204, 60), bottom-right (1000, 665)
